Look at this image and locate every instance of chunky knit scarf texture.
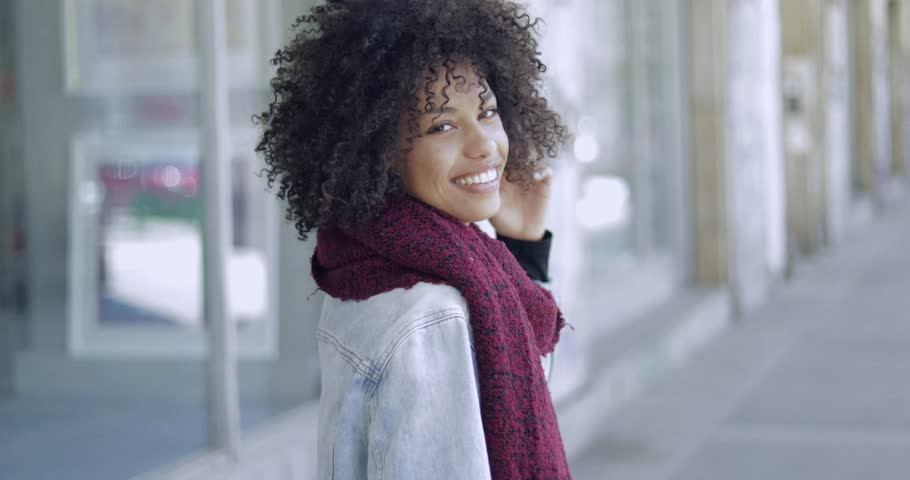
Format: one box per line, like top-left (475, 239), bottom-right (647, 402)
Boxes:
top-left (311, 194), bottom-right (572, 479)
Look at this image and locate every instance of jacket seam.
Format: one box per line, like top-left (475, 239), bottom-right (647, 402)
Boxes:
top-left (317, 329), bottom-right (380, 383)
top-left (368, 392), bottom-right (382, 480)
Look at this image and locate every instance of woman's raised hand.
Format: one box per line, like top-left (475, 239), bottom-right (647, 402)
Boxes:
top-left (489, 166), bottom-right (553, 241)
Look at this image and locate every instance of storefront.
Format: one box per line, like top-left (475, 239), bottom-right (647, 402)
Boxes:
top-left (2, 0), bottom-right (321, 477)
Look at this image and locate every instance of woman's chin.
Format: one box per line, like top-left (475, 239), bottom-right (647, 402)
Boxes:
top-left (454, 199), bottom-right (501, 224)
top-left (412, 191), bottom-right (501, 224)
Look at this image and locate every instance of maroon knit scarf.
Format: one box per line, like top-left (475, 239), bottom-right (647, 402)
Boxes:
top-left (311, 194), bottom-right (572, 479)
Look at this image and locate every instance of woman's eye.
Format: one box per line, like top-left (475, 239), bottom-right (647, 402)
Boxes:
top-left (428, 123), bottom-right (454, 134)
top-left (481, 107), bottom-right (498, 119)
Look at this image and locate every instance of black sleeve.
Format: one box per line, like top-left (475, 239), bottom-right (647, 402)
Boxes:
top-left (497, 229), bottom-right (552, 282)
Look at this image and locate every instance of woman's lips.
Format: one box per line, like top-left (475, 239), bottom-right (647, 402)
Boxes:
top-left (452, 175), bottom-right (500, 193)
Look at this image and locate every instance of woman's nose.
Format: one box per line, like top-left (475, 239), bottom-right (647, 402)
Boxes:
top-left (463, 125), bottom-right (497, 159)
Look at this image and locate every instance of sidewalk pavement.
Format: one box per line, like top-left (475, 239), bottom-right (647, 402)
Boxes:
top-left (571, 201), bottom-right (910, 480)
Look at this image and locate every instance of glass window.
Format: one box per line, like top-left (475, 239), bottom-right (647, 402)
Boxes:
top-left (525, 0), bottom-right (687, 404)
top-left (0, 1), bottom-right (279, 478)
top-left (534, 0), bottom-right (685, 335)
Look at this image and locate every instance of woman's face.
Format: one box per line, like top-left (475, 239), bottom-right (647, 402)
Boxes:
top-left (396, 62), bottom-right (509, 224)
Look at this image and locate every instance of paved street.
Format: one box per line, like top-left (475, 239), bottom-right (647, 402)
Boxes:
top-left (572, 202), bottom-right (910, 480)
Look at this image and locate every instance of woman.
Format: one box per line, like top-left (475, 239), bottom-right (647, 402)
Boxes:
top-left (255, 0), bottom-right (572, 478)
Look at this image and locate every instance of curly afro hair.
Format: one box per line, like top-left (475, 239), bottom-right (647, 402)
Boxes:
top-left (254, 0), bottom-right (569, 240)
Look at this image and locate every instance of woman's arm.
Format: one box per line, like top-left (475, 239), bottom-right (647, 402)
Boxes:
top-left (497, 229), bottom-right (552, 282)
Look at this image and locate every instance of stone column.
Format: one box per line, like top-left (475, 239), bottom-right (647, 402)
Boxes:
top-left (0, 115), bottom-right (17, 394)
top-left (781, 0), bottom-right (827, 256)
top-left (850, 0), bottom-right (893, 197)
top-left (688, 0), bottom-right (730, 286)
top-left (727, 0), bottom-right (782, 310)
top-left (688, 0), bottom-right (788, 313)
top-left (820, 0), bottom-right (852, 244)
top-left (0, 0), bottom-right (17, 396)
top-left (889, 0), bottom-right (907, 177)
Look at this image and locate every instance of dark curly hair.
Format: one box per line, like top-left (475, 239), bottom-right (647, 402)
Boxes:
top-left (254, 0), bottom-right (569, 240)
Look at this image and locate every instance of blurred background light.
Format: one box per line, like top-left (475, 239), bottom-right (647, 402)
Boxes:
top-left (573, 133), bottom-right (600, 164)
top-left (575, 175), bottom-right (630, 231)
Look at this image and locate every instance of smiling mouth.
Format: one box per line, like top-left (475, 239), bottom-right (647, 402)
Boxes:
top-left (453, 167), bottom-right (500, 186)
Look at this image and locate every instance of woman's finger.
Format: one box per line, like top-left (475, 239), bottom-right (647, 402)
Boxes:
top-left (532, 166), bottom-right (553, 181)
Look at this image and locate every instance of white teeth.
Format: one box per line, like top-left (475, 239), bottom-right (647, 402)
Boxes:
top-left (456, 168), bottom-right (498, 186)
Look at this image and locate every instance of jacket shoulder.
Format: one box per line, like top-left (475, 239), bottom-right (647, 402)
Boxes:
top-left (317, 282), bottom-right (470, 377)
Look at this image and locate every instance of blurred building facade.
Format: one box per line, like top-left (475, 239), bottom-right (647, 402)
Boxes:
top-left (0, 0), bottom-right (907, 479)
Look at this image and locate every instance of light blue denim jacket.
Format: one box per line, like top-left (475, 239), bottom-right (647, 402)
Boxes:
top-left (316, 279), bottom-right (560, 479)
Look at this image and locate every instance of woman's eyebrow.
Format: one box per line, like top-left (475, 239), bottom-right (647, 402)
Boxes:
top-left (420, 105), bottom-right (457, 116)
